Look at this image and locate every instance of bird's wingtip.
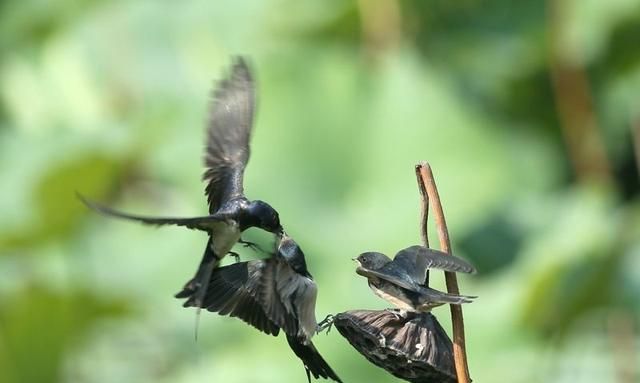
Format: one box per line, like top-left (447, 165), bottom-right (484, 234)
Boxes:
top-left (230, 55), bottom-right (252, 80)
top-left (75, 193), bottom-right (110, 214)
top-left (76, 192), bottom-right (99, 211)
top-left (75, 191), bottom-right (88, 204)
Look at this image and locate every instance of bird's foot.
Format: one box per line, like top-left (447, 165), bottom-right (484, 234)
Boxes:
top-left (385, 308), bottom-right (407, 321)
top-left (377, 333), bottom-right (387, 347)
top-left (317, 314), bottom-right (336, 335)
top-left (238, 238), bottom-right (267, 254)
top-left (228, 251), bottom-right (241, 263)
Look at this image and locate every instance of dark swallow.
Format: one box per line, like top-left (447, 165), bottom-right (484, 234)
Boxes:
top-left (79, 57), bottom-right (283, 311)
top-left (354, 245), bottom-right (477, 313)
top-left (186, 233), bottom-right (342, 383)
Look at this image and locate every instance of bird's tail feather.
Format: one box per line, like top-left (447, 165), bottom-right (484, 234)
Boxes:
top-left (173, 238), bottom-right (220, 340)
top-left (422, 287), bottom-right (477, 305)
top-left (174, 238), bottom-right (219, 304)
top-left (286, 335), bottom-right (342, 383)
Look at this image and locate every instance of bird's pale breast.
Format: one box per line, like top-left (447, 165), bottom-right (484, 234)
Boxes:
top-left (368, 280), bottom-right (416, 312)
top-left (210, 220), bottom-right (241, 256)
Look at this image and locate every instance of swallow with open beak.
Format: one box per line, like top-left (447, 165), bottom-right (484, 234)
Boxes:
top-left (188, 232), bottom-right (342, 383)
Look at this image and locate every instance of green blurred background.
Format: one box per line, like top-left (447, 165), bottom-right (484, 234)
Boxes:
top-left (1, 1), bottom-right (640, 382)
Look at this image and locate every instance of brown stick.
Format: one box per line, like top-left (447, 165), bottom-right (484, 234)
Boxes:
top-left (416, 162), bottom-right (471, 383)
top-left (632, 117), bottom-right (640, 179)
top-left (415, 165), bottom-right (430, 248)
top-left (357, 0), bottom-right (402, 61)
top-left (547, 0), bottom-right (612, 184)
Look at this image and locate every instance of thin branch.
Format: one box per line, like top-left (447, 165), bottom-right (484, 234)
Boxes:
top-left (547, 0), bottom-right (612, 184)
top-left (415, 164), bottom-right (430, 286)
top-left (608, 310), bottom-right (637, 383)
top-left (631, 116), bottom-right (640, 180)
top-left (415, 164), bottom-right (430, 248)
top-left (357, 0), bottom-right (402, 61)
top-left (416, 162), bottom-right (471, 383)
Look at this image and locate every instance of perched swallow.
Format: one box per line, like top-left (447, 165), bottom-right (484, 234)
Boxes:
top-left (79, 57), bottom-right (283, 310)
top-left (355, 245), bottom-right (477, 313)
top-left (188, 233), bottom-right (342, 383)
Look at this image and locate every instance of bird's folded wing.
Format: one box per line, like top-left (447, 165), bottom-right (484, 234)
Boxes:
top-left (273, 261), bottom-right (318, 340)
top-left (258, 259), bottom-right (302, 337)
top-left (190, 260), bottom-right (280, 336)
top-left (358, 266), bottom-right (422, 293)
top-left (391, 245), bottom-right (476, 285)
top-left (417, 286), bottom-right (477, 306)
top-left (78, 194), bottom-right (224, 231)
top-left (203, 57), bottom-right (255, 213)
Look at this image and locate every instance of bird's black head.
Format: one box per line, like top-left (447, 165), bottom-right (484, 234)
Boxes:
top-left (355, 252), bottom-right (391, 271)
top-left (276, 232), bottom-right (311, 278)
top-left (245, 200), bottom-right (282, 234)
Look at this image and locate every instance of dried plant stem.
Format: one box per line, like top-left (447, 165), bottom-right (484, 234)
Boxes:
top-left (415, 165), bottom-right (430, 248)
top-left (608, 310), bottom-right (637, 383)
top-left (415, 162), bottom-right (471, 383)
top-left (357, 0), bottom-right (402, 60)
top-left (547, 0), bottom-right (612, 183)
top-left (632, 117), bottom-right (640, 179)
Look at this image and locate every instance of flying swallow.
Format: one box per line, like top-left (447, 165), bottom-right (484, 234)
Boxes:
top-left (187, 233), bottom-right (342, 383)
top-left (79, 57), bottom-right (283, 311)
top-left (354, 245), bottom-right (476, 313)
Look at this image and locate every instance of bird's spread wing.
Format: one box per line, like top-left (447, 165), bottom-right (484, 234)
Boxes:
top-left (391, 245), bottom-right (476, 285)
top-left (191, 256), bottom-right (316, 340)
top-left (203, 57), bottom-right (255, 213)
top-left (193, 258), bottom-right (341, 382)
top-left (78, 194), bottom-right (225, 232)
top-left (187, 260), bottom-right (281, 336)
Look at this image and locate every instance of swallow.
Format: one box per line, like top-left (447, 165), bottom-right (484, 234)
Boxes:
top-left (187, 233), bottom-right (342, 383)
top-left (354, 245), bottom-right (477, 313)
top-left (79, 57), bottom-right (283, 311)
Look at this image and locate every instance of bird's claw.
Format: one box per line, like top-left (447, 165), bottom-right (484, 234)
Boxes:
top-left (239, 238), bottom-right (266, 254)
top-left (228, 251), bottom-right (241, 263)
top-left (317, 314), bottom-right (336, 335)
top-left (385, 308), bottom-right (407, 321)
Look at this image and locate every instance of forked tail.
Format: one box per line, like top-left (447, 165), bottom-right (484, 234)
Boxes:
top-left (286, 335), bottom-right (342, 383)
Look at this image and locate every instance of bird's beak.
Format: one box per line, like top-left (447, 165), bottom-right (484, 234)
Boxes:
top-left (275, 231), bottom-right (291, 252)
top-left (276, 229), bottom-right (287, 241)
top-left (355, 266), bottom-right (369, 277)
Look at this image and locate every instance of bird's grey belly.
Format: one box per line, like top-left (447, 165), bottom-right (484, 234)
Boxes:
top-left (369, 280), bottom-right (416, 312)
top-left (209, 220), bottom-right (241, 256)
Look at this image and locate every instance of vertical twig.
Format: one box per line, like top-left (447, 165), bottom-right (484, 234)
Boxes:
top-left (547, 0), bottom-right (612, 184)
top-left (631, 117), bottom-right (640, 179)
top-left (415, 165), bottom-right (430, 248)
top-left (416, 162), bottom-right (471, 383)
top-left (608, 310), bottom-right (637, 383)
top-left (415, 164), bottom-right (430, 285)
top-left (357, 0), bottom-right (402, 61)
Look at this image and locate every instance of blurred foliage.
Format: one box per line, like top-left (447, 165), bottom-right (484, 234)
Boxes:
top-left (0, 154), bottom-right (125, 251)
top-left (1, 1), bottom-right (640, 383)
top-left (0, 287), bottom-right (129, 383)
